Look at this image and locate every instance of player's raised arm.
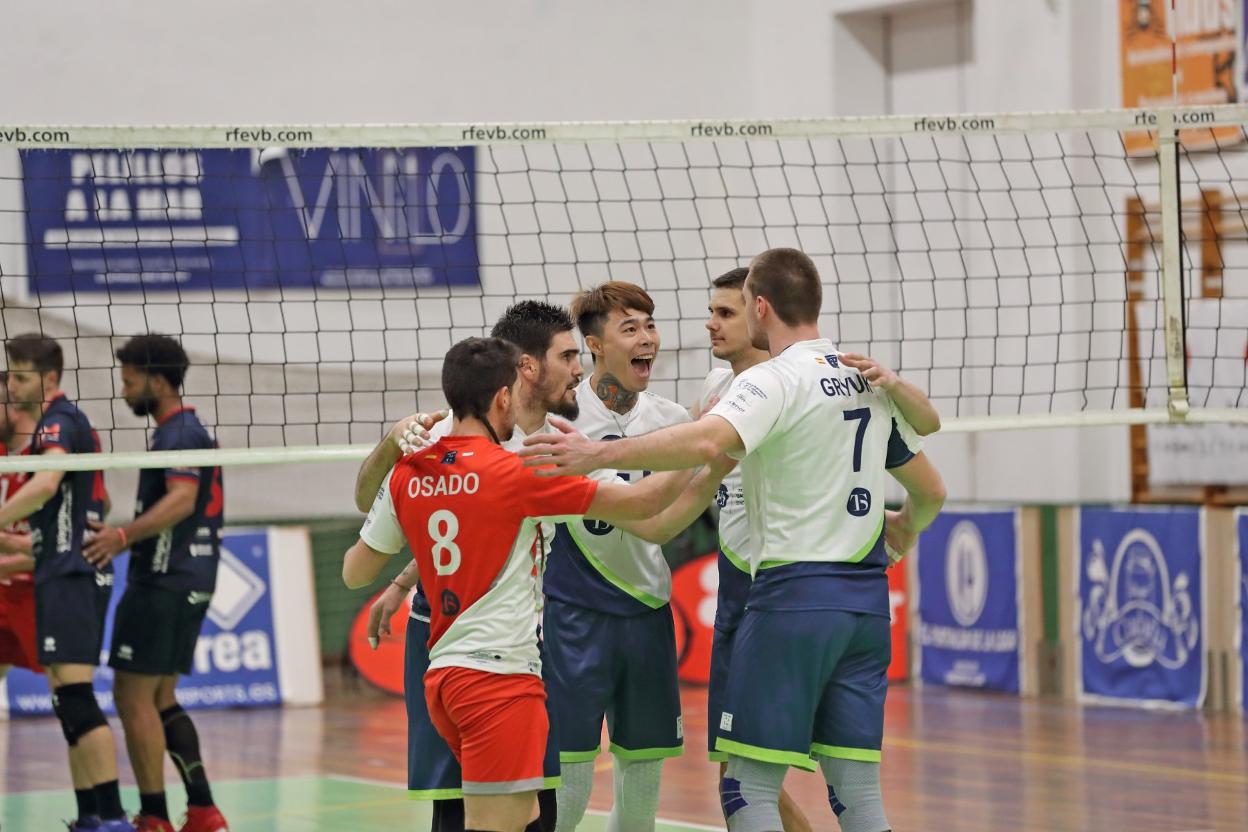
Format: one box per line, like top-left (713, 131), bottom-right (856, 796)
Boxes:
top-left (838, 352), bottom-right (941, 436)
top-left (613, 455), bottom-right (736, 544)
top-left (522, 413), bottom-right (743, 477)
top-left (353, 410), bottom-right (447, 512)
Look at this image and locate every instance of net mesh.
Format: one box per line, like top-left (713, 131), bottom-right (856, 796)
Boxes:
top-left (0, 111), bottom-right (1244, 467)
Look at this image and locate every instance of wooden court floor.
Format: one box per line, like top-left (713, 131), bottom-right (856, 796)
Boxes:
top-left (2, 679), bottom-right (1245, 831)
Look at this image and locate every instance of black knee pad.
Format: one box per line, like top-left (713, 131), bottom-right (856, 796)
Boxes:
top-left (52, 683), bottom-right (107, 746)
top-left (431, 797), bottom-right (465, 832)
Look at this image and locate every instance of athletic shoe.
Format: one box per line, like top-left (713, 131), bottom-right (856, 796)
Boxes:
top-left (97, 819), bottom-right (137, 832)
top-left (177, 806), bottom-right (229, 832)
top-left (132, 815), bottom-right (175, 832)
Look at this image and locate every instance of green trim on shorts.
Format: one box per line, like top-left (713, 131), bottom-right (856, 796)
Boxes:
top-left (407, 788), bottom-right (463, 801)
top-left (719, 539), bottom-right (751, 574)
top-left (543, 776), bottom-right (561, 789)
top-left (567, 524), bottom-right (667, 609)
top-left (559, 748), bottom-right (601, 764)
top-left (714, 738), bottom-right (818, 772)
top-left (811, 743), bottom-right (881, 763)
top-left (759, 514), bottom-right (884, 570)
top-left (607, 742), bottom-right (684, 761)
top-left (707, 751), bottom-right (729, 763)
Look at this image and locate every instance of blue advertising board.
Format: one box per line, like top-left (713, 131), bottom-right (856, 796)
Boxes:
top-left (21, 147), bottom-right (478, 293)
top-left (917, 510), bottom-right (1021, 692)
top-left (2, 528), bottom-right (282, 715)
top-left (1077, 507), bottom-right (1203, 708)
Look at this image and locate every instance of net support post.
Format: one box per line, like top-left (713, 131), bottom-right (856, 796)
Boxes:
top-left (1156, 109), bottom-right (1190, 420)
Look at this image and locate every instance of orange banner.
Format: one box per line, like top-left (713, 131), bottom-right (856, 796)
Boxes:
top-left (1120, 0), bottom-right (1238, 154)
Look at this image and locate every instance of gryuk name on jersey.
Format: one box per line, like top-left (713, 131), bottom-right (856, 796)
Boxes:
top-left (819, 373), bottom-right (873, 398)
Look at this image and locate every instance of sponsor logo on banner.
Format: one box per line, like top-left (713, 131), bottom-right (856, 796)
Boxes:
top-left (20, 147), bottom-right (479, 294)
top-left (1077, 507), bottom-right (1204, 708)
top-left (917, 510), bottom-right (1020, 692)
top-left (3, 528), bottom-right (283, 716)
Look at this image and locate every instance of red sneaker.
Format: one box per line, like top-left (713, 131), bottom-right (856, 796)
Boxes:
top-left (133, 816), bottom-right (175, 832)
top-left (177, 806), bottom-right (229, 832)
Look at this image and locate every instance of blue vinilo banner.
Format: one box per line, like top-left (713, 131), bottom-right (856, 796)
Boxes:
top-left (21, 147), bottom-right (478, 293)
top-left (917, 510), bottom-right (1021, 692)
top-left (1077, 507), bottom-right (1204, 708)
top-left (3, 528), bottom-right (282, 716)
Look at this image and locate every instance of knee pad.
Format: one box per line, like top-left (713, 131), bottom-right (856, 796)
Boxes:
top-left (721, 756), bottom-right (786, 832)
top-left (52, 683), bottom-right (107, 747)
top-left (554, 761), bottom-right (594, 832)
top-left (820, 757), bottom-right (890, 832)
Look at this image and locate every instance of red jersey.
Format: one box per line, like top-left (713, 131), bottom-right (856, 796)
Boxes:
top-left (0, 441), bottom-right (33, 584)
top-left (360, 435), bottom-right (598, 676)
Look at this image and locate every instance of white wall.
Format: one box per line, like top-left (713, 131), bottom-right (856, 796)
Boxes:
top-left (1, 0), bottom-right (1141, 517)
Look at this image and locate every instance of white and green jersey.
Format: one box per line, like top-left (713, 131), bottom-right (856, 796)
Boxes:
top-left (708, 339), bottom-right (921, 617)
top-left (699, 368), bottom-right (750, 574)
top-left (544, 378), bottom-right (691, 616)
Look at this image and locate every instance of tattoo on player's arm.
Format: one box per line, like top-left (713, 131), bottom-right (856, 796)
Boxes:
top-left (595, 373), bottom-right (638, 415)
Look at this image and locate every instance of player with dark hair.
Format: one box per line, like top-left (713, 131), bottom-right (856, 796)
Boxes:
top-left (84, 334), bottom-right (228, 832)
top-left (355, 299), bottom-right (725, 832)
top-left (524, 248), bottom-right (948, 832)
top-left (353, 300), bottom-right (584, 832)
top-left (0, 334), bottom-right (132, 831)
top-left (543, 280), bottom-right (693, 832)
top-left (343, 336), bottom-right (722, 832)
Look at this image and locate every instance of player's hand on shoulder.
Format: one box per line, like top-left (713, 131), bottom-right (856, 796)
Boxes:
top-left (883, 509), bottom-right (918, 566)
top-left (839, 352), bottom-right (899, 391)
top-left (390, 410), bottom-right (448, 456)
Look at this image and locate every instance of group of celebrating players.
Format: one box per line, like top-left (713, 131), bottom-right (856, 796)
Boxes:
top-left (343, 247), bottom-right (947, 832)
top-left (0, 334), bottom-right (229, 832)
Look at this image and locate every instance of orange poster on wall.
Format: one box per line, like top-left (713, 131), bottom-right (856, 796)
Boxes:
top-left (1120, 0), bottom-right (1238, 154)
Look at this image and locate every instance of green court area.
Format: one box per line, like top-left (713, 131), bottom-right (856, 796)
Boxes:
top-left (0, 775), bottom-right (719, 832)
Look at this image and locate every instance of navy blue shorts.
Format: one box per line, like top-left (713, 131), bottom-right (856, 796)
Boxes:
top-left (404, 615), bottom-right (561, 798)
top-left (707, 624), bottom-right (736, 763)
top-left (708, 549), bottom-right (751, 762)
top-left (35, 571), bottom-right (113, 666)
top-left (543, 597), bottom-right (683, 762)
top-left (715, 608), bottom-right (890, 771)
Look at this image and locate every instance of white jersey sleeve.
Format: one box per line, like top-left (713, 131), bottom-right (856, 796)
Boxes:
top-left (708, 362), bottom-right (787, 459)
top-left (359, 468), bottom-right (405, 554)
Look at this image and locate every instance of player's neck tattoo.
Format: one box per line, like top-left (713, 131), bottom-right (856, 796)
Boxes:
top-left (595, 373), bottom-right (638, 415)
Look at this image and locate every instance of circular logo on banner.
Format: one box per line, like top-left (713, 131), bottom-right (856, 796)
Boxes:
top-left (946, 520), bottom-right (988, 627)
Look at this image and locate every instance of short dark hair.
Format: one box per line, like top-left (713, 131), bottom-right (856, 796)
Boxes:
top-left (490, 301), bottom-right (575, 360)
top-left (442, 337), bottom-right (521, 424)
top-left (570, 281), bottom-right (655, 340)
top-left (115, 334), bottom-right (190, 390)
top-left (711, 267), bottom-right (750, 291)
top-left (5, 334), bottom-right (64, 379)
top-left (746, 248), bottom-right (822, 326)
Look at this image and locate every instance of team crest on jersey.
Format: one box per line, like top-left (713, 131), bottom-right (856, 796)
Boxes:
top-left (441, 588), bottom-right (462, 616)
top-left (815, 354), bottom-right (840, 367)
top-left (441, 450), bottom-right (458, 464)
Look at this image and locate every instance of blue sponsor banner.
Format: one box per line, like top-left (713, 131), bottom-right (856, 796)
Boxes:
top-left (4, 528), bottom-right (281, 716)
top-left (21, 147), bottom-right (478, 293)
top-left (1239, 511), bottom-right (1248, 712)
top-left (917, 509), bottom-right (1021, 692)
top-left (1078, 507), bottom-right (1203, 708)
